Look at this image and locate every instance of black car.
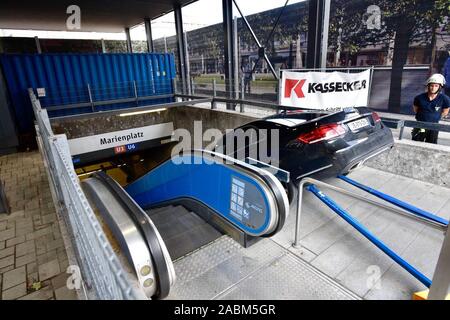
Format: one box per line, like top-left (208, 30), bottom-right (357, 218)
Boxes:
top-left (215, 107), bottom-right (394, 203)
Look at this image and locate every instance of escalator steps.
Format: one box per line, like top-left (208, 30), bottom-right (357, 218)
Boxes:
top-left (146, 205), bottom-right (222, 260)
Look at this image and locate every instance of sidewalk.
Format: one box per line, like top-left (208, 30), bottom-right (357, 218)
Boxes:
top-left (0, 151), bottom-right (77, 300)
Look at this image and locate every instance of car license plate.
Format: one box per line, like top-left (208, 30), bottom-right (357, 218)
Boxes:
top-left (348, 118), bottom-right (370, 132)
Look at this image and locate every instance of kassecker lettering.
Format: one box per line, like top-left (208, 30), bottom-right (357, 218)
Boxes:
top-left (100, 132), bottom-right (144, 145)
top-left (308, 80), bottom-right (367, 93)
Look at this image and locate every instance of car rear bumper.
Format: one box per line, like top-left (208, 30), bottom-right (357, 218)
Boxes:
top-left (334, 126), bottom-right (394, 174)
top-left (289, 126), bottom-right (394, 181)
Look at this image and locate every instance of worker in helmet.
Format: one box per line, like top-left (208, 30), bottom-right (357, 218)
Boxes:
top-left (411, 73), bottom-right (450, 144)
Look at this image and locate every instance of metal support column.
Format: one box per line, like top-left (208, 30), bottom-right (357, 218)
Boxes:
top-left (233, 16), bottom-right (239, 101)
top-left (144, 18), bottom-right (154, 53)
top-left (34, 36), bottom-right (42, 54)
top-left (222, 0), bottom-right (236, 110)
top-left (429, 229), bottom-right (450, 299)
top-left (174, 4), bottom-right (188, 95)
top-left (184, 32), bottom-right (192, 95)
top-left (101, 38), bottom-right (106, 53)
top-left (306, 0), bottom-right (324, 68)
top-left (125, 27), bottom-right (132, 53)
top-left (320, 0), bottom-right (331, 69)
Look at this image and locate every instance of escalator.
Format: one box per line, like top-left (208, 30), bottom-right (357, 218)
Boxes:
top-left (81, 149), bottom-right (289, 299)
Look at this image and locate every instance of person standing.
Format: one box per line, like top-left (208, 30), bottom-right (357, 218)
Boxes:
top-left (411, 73), bottom-right (450, 144)
top-left (242, 63), bottom-right (252, 94)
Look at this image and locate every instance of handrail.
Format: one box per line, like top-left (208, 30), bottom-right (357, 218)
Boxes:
top-left (293, 178), bottom-right (447, 249)
top-left (293, 177), bottom-right (450, 299)
top-left (338, 175), bottom-right (449, 226)
top-left (29, 88), bottom-right (145, 300)
top-left (307, 184), bottom-right (432, 288)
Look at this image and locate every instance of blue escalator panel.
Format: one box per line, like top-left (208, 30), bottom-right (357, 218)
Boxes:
top-left (125, 154), bottom-right (274, 237)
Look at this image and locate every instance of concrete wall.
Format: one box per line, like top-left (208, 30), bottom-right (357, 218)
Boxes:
top-left (51, 105), bottom-right (256, 141)
top-left (366, 139), bottom-right (450, 188)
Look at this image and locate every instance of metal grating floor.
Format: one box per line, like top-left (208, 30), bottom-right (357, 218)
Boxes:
top-left (167, 236), bottom-right (360, 300)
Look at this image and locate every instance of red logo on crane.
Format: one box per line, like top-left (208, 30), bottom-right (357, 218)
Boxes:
top-left (284, 79), bottom-right (306, 98)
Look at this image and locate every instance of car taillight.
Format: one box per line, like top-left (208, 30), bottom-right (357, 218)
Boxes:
top-left (372, 112), bottom-right (381, 123)
top-left (297, 123), bottom-right (346, 144)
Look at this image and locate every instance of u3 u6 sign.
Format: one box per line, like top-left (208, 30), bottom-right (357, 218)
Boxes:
top-left (280, 69), bottom-right (371, 110)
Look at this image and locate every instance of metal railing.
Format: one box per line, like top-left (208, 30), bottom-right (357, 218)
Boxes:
top-left (38, 79), bottom-right (175, 115)
top-left (293, 177), bottom-right (450, 300)
top-left (397, 119), bottom-right (450, 140)
top-left (174, 86), bottom-right (450, 145)
top-left (30, 89), bottom-right (145, 300)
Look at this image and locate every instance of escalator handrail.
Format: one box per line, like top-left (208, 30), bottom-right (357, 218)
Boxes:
top-left (200, 149), bottom-right (289, 237)
top-left (94, 171), bottom-right (172, 299)
top-left (128, 149), bottom-right (289, 237)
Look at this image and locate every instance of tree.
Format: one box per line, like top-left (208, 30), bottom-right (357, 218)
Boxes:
top-left (328, 0), bottom-right (449, 113)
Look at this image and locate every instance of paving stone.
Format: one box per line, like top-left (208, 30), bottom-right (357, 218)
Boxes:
top-left (16, 217), bottom-right (33, 226)
top-left (35, 238), bottom-right (47, 255)
top-left (16, 240), bottom-right (35, 257)
top-left (3, 266), bottom-right (26, 290)
top-left (25, 209), bottom-right (40, 218)
top-left (27, 262), bottom-right (37, 275)
top-left (37, 250), bottom-right (57, 265)
top-left (38, 259), bottom-right (60, 281)
top-left (57, 251), bottom-right (68, 263)
top-left (46, 239), bottom-right (64, 252)
top-left (0, 265), bottom-right (14, 274)
top-left (55, 286), bottom-right (78, 300)
top-left (18, 285), bottom-right (54, 300)
top-left (42, 214), bottom-right (56, 225)
top-left (0, 228), bottom-right (15, 242)
top-left (2, 282), bottom-right (27, 300)
top-left (0, 210), bottom-right (23, 221)
top-left (0, 254), bottom-right (14, 269)
top-left (16, 252), bottom-right (36, 267)
top-left (33, 226), bottom-right (53, 239)
top-left (59, 259), bottom-right (69, 271)
top-left (15, 226), bottom-right (34, 237)
top-left (0, 246), bottom-right (14, 259)
top-left (6, 235), bottom-right (25, 247)
top-left (51, 272), bottom-right (70, 290)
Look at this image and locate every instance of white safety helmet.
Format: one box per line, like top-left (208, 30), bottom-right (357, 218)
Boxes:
top-left (426, 73), bottom-right (446, 86)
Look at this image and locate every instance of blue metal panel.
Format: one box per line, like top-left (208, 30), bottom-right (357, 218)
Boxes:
top-left (0, 53), bottom-right (176, 134)
top-left (125, 154), bottom-right (273, 237)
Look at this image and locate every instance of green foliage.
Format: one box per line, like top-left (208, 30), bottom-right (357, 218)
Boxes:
top-left (328, 0), bottom-right (449, 53)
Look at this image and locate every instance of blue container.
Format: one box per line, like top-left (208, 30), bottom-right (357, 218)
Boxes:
top-left (0, 53), bottom-right (176, 134)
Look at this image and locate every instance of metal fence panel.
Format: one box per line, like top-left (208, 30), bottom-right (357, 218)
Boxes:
top-left (30, 89), bottom-right (144, 300)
